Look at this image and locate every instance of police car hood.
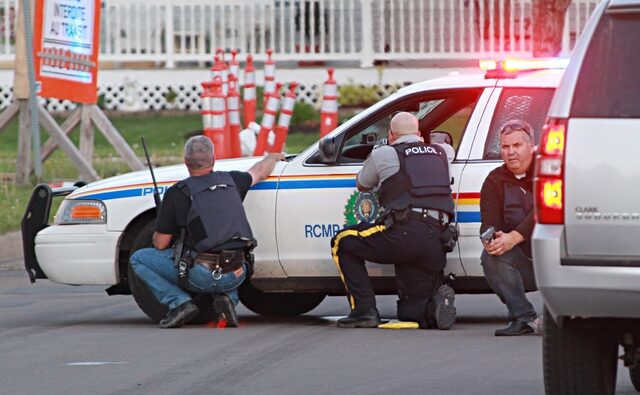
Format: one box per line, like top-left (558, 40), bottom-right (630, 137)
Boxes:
top-left (67, 156), bottom-right (265, 199)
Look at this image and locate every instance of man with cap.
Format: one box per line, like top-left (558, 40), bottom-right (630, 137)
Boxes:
top-left (331, 112), bottom-right (457, 329)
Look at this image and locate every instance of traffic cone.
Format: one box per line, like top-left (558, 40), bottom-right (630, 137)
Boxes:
top-left (254, 82), bottom-right (282, 156)
top-left (243, 54), bottom-right (257, 126)
top-left (229, 49), bottom-right (240, 84)
top-left (263, 48), bottom-right (276, 102)
top-left (200, 80), bottom-right (213, 132)
top-left (272, 81), bottom-right (298, 153)
top-left (205, 77), bottom-right (231, 159)
top-left (227, 74), bottom-right (242, 158)
top-left (210, 55), bottom-right (228, 97)
top-left (320, 67), bottom-right (338, 137)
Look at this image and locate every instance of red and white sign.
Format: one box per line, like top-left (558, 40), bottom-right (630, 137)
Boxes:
top-left (34, 0), bottom-right (101, 103)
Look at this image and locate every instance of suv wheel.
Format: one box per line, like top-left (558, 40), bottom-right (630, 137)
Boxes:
top-left (543, 307), bottom-right (618, 395)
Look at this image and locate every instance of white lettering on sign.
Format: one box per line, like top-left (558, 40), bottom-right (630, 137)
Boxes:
top-left (404, 146), bottom-right (438, 156)
top-left (41, 0), bottom-right (95, 84)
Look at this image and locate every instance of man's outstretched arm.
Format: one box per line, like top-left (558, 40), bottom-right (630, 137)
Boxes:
top-left (247, 153), bottom-right (286, 186)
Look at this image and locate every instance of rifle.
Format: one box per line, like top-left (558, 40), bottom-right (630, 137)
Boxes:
top-left (140, 137), bottom-right (189, 286)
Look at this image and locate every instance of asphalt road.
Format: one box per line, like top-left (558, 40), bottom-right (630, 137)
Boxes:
top-left (0, 268), bottom-right (636, 395)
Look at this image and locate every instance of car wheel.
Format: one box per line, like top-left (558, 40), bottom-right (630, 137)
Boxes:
top-left (239, 280), bottom-right (325, 316)
top-left (630, 364), bottom-right (640, 392)
top-left (543, 307), bottom-right (618, 395)
top-left (127, 220), bottom-right (214, 324)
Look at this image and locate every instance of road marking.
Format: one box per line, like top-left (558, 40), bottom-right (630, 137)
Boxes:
top-left (65, 362), bottom-right (128, 366)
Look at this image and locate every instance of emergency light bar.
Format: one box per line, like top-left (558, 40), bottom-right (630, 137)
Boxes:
top-left (479, 58), bottom-right (569, 79)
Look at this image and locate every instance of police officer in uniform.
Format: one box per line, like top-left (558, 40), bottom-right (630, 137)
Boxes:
top-left (331, 112), bottom-right (456, 329)
top-left (130, 136), bottom-right (284, 329)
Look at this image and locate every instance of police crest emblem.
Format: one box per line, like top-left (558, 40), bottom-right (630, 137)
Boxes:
top-left (343, 191), bottom-right (380, 226)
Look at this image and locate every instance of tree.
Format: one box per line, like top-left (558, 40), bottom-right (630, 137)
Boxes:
top-left (533, 0), bottom-right (572, 56)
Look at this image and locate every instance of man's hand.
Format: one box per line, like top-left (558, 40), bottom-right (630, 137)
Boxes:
top-left (248, 153), bottom-right (286, 186)
top-left (153, 231), bottom-right (172, 250)
top-left (483, 230), bottom-right (524, 256)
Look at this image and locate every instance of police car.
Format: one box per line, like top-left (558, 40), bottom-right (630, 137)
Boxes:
top-left (23, 60), bottom-right (564, 323)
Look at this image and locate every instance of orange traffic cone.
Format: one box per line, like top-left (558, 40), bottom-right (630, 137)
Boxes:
top-left (272, 81), bottom-right (297, 153)
top-left (243, 54), bottom-right (257, 126)
top-left (320, 67), bottom-right (338, 137)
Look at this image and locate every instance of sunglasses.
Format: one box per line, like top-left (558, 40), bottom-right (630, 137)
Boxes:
top-left (499, 120), bottom-right (534, 139)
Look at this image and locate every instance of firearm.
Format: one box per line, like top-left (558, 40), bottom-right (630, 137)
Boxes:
top-left (140, 137), bottom-right (162, 215)
top-left (480, 226), bottom-right (496, 243)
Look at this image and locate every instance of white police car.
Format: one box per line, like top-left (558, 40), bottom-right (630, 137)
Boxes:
top-left (23, 60), bottom-right (564, 323)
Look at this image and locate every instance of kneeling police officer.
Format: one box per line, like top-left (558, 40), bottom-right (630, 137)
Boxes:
top-left (131, 136), bottom-right (284, 328)
top-left (331, 112), bottom-right (457, 329)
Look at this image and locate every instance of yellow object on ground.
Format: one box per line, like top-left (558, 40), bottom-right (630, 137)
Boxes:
top-left (378, 320), bottom-right (420, 329)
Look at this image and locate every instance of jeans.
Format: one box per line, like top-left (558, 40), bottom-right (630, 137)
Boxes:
top-left (130, 247), bottom-right (246, 311)
top-left (481, 246), bottom-right (537, 323)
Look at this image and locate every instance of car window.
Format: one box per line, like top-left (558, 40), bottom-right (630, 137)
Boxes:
top-left (571, 12), bottom-right (640, 118)
top-left (483, 88), bottom-right (555, 160)
top-left (336, 90), bottom-right (481, 164)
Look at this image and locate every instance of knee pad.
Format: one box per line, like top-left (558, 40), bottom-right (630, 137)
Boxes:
top-left (397, 297), bottom-right (429, 329)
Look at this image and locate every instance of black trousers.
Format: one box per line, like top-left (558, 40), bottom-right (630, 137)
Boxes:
top-left (330, 219), bottom-right (446, 310)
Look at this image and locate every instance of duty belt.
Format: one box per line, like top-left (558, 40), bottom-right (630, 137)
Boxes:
top-left (410, 208), bottom-right (449, 226)
top-left (192, 250), bottom-right (244, 275)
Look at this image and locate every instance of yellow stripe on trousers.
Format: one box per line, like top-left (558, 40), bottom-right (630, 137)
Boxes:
top-left (331, 224), bottom-right (386, 310)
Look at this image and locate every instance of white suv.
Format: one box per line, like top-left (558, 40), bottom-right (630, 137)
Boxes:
top-left (532, 1), bottom-right (640, 394)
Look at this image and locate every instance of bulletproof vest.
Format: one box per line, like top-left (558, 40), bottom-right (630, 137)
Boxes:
top-left (502, 182), bottom-right (533, 232)
top-left (179, 172), bottom-right (255, 253)
top-left (379, 142), bottom-right (454, 215)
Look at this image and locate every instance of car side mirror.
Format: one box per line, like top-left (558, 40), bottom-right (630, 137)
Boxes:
top-left (318, 136), bottom-right (338, 164)
top-left (430, 130), bottom-right (453, 145)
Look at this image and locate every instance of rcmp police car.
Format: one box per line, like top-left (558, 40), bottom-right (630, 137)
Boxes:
top-left (23, 60), bottom-right (564, 322)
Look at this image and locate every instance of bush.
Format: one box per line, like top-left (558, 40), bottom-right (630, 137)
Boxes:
top-left (290, 101), bottom-right (320, 126)
top-left (338, 83), bottom-right (380, 107)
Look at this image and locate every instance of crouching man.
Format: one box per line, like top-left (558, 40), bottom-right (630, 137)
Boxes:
top-left (131, 135), bottom-right (284, 328)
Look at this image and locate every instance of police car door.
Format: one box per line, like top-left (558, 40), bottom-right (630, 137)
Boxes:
top-left (276, 89), bottom-right (489, 279)
top-left (456, 86), bottom-right (556, 277)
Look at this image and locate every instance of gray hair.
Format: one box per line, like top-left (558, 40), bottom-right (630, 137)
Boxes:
top-left (499, 119), bottom-right (534, 145)
top-left (184, 135), bottom-right (214, 169)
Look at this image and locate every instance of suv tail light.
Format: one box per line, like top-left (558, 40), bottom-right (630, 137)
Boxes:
top-left (535, 118), bottom-right (566, 224)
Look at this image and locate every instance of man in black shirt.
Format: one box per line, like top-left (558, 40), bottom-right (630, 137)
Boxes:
top-left (480, 120), bottom-right (538, 336)
top-left (131, 135), bottom-right (284, 328)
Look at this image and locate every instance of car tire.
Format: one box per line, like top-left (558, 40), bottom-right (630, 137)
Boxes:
top-left (239, 280), bottom-right (326, 316)
top-left (629, 364), bottom-right (640, 392)
top-left (543, 307), bottom-right (618, 395)
top-left (127, 220), bottom-right (215, 324)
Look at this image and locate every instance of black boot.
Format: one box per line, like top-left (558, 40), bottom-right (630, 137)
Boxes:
top-left (337, 307), bottom-right (382, 328)
top-left (159, 301), bottom-right (199, 329)
top-left (430, 284), bottom-right (456, 330)
top-left (213, 294), bottom-right (239, 328)
top-left (494, 320), bottom-right (534, 336)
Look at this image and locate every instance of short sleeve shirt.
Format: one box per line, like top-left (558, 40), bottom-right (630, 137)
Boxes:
top-left (155, 171), bottom-right (253, 237)
top-left (357, 134), bottom-right (424, 189)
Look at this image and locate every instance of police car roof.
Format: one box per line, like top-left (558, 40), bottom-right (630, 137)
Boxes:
top-left (396, 68), bottom-right (563, 97)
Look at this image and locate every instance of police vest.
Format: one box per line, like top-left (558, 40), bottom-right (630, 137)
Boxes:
top-left (379, 142), bottom-right (454, 215)
top-left (179, 172), bottom-right (255, 252)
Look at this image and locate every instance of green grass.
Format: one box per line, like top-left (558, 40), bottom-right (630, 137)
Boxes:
top-left (0, 112), bottom-right (323, 235)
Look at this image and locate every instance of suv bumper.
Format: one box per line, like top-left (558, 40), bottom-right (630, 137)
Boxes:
top-left (533, 224), bottom-right (640, 320)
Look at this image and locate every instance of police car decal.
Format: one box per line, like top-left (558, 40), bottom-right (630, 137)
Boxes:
top-left (343, 191), bottom-right (380, 226)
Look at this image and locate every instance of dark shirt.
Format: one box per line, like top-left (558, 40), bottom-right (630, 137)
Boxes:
top-left (156, 171), bottom-right (252, 248)
top-left (480, 162), bottom-right (535, 258)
